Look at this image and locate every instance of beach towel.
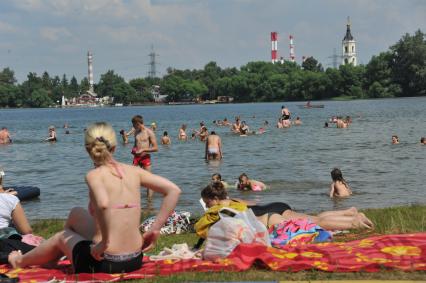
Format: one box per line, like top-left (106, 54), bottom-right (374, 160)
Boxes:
top-left (1, 233), bottom-right (425, 282)
top-left (268, 219), bottom-right (332, 247)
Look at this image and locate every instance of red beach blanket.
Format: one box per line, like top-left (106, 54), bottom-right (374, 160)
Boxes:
top-left (1, 233), bottom-right (425, 282)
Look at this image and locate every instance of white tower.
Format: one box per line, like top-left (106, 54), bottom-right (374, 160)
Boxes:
top-left (342, 17), bottom-right (357, 66)
top-left (87, 51), bottom-right (95, 93)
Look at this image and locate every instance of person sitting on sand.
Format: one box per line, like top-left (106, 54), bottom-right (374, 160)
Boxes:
top-left (0, 170), bottom-right (32, 235)
top-left (392, 135), bottom-right (399, 144)
top-left (8, 122), bottom-right (181, 273)
top-left (238, 173), bottom-right (266, 191)
top-left (178, 124), bottom-right (187, 141)
top-left (195, 182), bottom-right (373, 240)
top-left (161, 131), bottom-right (171, 145)
top-left (45, 126), bottom-right (57, 142)
top-left (205, 131), bottom-right (222, 160)
top-left (329, 168), bottom-right (352, 198)
top-left (0, 127), bottom-right (12, 144)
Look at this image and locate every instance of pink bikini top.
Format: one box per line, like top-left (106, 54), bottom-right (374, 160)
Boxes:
top-left (88, 161), bottom-right (140, 215)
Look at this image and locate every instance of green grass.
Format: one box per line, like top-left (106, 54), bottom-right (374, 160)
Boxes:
top-left (30, 205), bottom-right (426, 282)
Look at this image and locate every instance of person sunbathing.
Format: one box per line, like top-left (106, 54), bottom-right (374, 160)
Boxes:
top-left (196, 181), bottom-right (373, 239)
top-left (9, 122), bottom-right (181, 274)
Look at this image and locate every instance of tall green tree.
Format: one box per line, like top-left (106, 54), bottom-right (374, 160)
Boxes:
top-left (389, 30), bottom-right (426, 96)
top-left (0, 68), bottom-right (17, 85)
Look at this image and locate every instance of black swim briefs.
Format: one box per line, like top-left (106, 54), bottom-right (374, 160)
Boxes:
top-left (248, 202), bottom-right (292, 216)
top-left (72, 240), bottom-right (143, 274)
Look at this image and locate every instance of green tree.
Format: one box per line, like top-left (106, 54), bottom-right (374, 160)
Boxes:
top-left (0, 84), bottom-right (20, 107)
top-left (389, 30), bottom-right (426, 96)
top-left (26, 89), bottom-right (53, 108)
top-left (0, 68), bottom-right (17, 85)
top-left (302, 57), bottom-right (324, 72)
top-left (69, 76), bottom-right (79, 97)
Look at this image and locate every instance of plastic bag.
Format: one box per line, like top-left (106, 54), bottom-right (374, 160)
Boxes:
top-left (203, 207), bottom-right (270, 260)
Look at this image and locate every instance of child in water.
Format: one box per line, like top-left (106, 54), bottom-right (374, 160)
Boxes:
top-left (329, 168), bottom-right (352, 198)
top-left (211, 173), bottom-right (231, 189)
top-left (238, 173), bottom-right (266, 191)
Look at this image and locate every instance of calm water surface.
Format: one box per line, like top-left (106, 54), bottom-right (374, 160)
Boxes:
top-left (1, 98), bottom-right (425, 219)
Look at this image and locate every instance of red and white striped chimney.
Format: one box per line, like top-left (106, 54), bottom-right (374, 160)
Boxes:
top-left (271, 32), bottom-right (278, 64)
top-left (289, 35), bottom-right (295, 62)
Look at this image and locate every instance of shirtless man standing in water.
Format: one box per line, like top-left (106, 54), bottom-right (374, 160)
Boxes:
top-left (0, 127), bottom-right (12, 144)
top-left (129, 115), bottom-right (158, 200)
top-left (205, 131), bottom-right (222, 160)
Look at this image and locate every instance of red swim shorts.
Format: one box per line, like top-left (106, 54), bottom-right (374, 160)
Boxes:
top-left (133, 154), bottom-right (151, 168)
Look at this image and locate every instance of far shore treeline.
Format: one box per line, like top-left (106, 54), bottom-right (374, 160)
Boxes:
top-left (0, 30), bottom-right (425, 108)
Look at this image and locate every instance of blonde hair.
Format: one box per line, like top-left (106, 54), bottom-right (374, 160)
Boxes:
top-left (85, 122), bottom-right (117, 165)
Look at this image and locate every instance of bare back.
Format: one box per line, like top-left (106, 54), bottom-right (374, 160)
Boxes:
top-left (207, 135), bottom-right (221, 149)
top-left (86, 163), bottom-right (144, 254)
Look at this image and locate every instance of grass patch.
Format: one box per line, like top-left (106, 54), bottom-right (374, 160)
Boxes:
top-left (30, 205), bottom-right (426, 282)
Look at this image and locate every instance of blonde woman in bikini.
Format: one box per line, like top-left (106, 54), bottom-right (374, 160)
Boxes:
top-left (9, 122), bottom-right (181, 274)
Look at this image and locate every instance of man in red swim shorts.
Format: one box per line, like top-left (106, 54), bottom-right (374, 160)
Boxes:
top-left (128, 115), bottom-right (158, 201)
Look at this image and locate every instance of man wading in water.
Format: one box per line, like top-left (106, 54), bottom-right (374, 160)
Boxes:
top-left (127, 115), bottom-right (158, 202)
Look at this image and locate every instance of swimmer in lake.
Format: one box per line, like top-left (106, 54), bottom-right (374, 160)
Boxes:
top-left (178, 124), bottom-right (187, 141)
top-left (238, 173), bottom-right (266, 191)
top-left (293, 116), bottom-right (302, 126)
top-left (161, 131), bottom-right (171, 145)
top-left (205, 131), bottom-right (222, 160)
top-left (329, 168), bottom-right (352, 198)
top-left (421, 137), bottom-right (426, 145)
top-left (392, 135), bottom-right (399, 144)
top-left (0, 127), bottom-right (12, 144)
top-left (45, 126), bottom-right (57, 142)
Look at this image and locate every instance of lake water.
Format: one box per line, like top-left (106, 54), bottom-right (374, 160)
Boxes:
top-left (1, 98), bottom-right (425, 219)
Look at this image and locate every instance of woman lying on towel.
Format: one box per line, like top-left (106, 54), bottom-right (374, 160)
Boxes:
top-left (9, 122), bottom-right (181, 274)
top-left (196, 181), bottom-right (373, 239)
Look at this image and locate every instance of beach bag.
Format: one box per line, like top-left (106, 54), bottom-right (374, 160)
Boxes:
top-left (203, 207), bottom-right (270, 260)
top-left (140, 211), bottom-right (191, 235)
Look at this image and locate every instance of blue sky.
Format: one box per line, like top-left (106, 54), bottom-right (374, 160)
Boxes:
top-left (0, 0), bottom-right (425, 83)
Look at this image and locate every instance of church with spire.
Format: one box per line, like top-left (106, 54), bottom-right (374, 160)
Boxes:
top-left (342, 17), bottom-right (357, 66)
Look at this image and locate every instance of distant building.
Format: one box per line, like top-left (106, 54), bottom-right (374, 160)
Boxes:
top-left (342, 17), bottom-right (357, 66)
top-left (152, 85), bottom-right (167, 103)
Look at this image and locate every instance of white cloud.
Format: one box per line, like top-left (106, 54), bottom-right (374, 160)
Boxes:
top-left (40, 27), bottom-right (72, 41)
top-left (0, 21), bottom-right (19, 33)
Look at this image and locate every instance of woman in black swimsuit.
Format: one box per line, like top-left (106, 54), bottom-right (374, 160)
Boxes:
top-left (201, 181), bottom-right (373, 231)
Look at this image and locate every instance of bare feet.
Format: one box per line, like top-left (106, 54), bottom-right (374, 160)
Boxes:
top-left (8, 250), bottom-right (23, 268)
top-left (359, 213), bottom-right (374, 229)
top-left (352, 213), bottom-right (374, 230)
